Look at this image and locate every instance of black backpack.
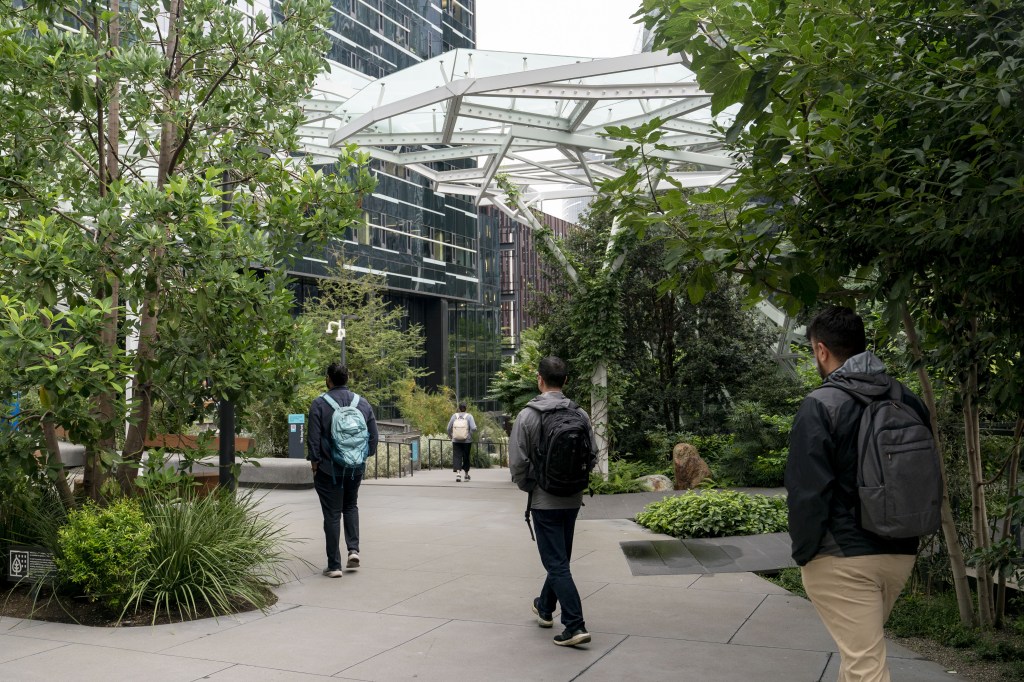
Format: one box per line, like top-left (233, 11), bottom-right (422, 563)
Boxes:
top-left (834, 381), bottom-right (943, 539)
top-left (528, 403), bottom-right (595, 496)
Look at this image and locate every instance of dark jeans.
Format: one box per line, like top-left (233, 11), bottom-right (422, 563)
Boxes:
top-left (453, 441), bottom-right (472, 472)
top-left (531, 507), bottom-right (585, 631)
top-left (313, 468), bottom-right (362, 571)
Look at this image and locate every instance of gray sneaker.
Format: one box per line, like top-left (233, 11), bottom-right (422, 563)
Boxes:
top-left (323, 568), bottom-right (343, 578)
top-left (346, 552), bottom-right (360, 568)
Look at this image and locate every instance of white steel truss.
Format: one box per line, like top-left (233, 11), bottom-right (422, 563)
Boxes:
top-left (300, 49), bottom-right (735, 207)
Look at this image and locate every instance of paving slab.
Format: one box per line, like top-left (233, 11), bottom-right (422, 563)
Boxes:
top-left (0, 642), bottom-right (230, 681)
top-left (0, 467), bottom-right (949, 682)
top-left (822, 651), bottom-right (953, 680)
top-left (574, 634), bottom-right (830, 682)
top-left (579, 582), bottom-right (766, 642)
top-left (0, 634), bottom-right (68, 664)
top-left (339, 620), bottom-right (627, 682)
top-left (159, 606), bottom-right (448, 677)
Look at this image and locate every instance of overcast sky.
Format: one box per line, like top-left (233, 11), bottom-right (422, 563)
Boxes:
top-left (475, 0), bottom-right (645, 58)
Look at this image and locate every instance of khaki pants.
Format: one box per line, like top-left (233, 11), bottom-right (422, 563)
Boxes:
top-left (801, 554), bottom-right (915, 682)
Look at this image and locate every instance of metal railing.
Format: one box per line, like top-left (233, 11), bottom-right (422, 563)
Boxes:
top-left (365, 440), bottom-right (415, 480)
top-left (421, 438), bottom-right (508, 470)
top-left (362, 438), bottom-right (509, 480)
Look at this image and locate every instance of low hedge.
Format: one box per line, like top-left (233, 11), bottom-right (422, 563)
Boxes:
top-left (635, 489), bottom-right (788, 538)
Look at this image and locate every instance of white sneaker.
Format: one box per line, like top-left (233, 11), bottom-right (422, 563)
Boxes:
top-left (323, 568), bottom-right (343, 578)
top-left (346, 552), bottom-right (360, 569)
top-left (456, 473), bottom-right (462, 482)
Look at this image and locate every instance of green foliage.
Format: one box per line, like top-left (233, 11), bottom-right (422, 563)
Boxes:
top-left (396, 380), bottom-right (456, 435)
top-left (0, 0), bottom-right (374, 500)
top-left (762, 568), bottom-right (807, 598)
top-left (716, 402), bottom-right (791, 487)
top-left (887, 592), bottom-right (980, 649)
top-left (635, 490), bottom-right (788, 538)
top-left (588, 458), bottom-right (655, 495)
top-left (680, 433), bottom-right (735, 466)
top-left (0, 479), bottom-right (69, 553)
top-left (56, 499), bottom-right (154, 609)
top-left (297, 257), bottom-right (426, 409)
top-left (126, 490), bottom-right (295, 622)
top-left (245, 381), bottom-right (324, 457)
top-left (488, 327), bottom-right (546, 418)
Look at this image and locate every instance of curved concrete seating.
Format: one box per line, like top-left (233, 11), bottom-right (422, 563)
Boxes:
top-left (237, 457), bottom-right (313, 490)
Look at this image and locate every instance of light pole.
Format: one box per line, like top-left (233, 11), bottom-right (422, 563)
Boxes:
top-left (326, 314), bottom-right (358, 366)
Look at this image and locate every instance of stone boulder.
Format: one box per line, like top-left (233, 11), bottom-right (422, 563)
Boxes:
top-left (635, 474), bottom-right (673, 492)
top-left (673, 442), bottom-right (711, 490)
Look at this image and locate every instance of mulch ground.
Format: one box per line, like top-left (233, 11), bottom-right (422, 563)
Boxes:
top-left (0, 582), bottom-right (275, 628)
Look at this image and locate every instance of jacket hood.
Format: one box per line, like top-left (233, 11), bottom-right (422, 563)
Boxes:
top-left (526, 391), bottom-right (575, 413)
top-left (825, 350), bottom-right (892, 399)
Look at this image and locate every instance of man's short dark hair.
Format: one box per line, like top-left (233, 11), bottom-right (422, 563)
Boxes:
top-left (326, 363), bottom-right (348, 387)
top-left (458, 403), bottom-right (467, 412)
top-left (806, 306), bottom-right (866, 363)
top-left (538, 356), bottom-right (568, 388)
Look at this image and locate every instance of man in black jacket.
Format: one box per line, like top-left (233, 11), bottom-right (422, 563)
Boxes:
top-left (308, 363), bottom-right (378, 578)
top-left (787, 307), bottom-right (928, 682)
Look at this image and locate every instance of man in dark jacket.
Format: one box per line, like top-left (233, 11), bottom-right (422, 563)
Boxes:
top-left (509, 356), bottom-right (597, 648)
top-left (308, 363), bottom-right (378, 578)
top-left (787, 307), bottom-right (929, 682)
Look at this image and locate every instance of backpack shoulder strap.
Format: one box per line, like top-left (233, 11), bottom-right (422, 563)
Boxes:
top-left (349, 393), bottom-right (361, 409)
top-left (322, 393), bottom-right (342, 411)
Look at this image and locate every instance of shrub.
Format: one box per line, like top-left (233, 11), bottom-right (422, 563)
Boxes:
top-left (717, 402), bottom-right (790, 486)
top-left (635, 490), bottom-right (788, 538)
top-left (56, 499), bottom-right (154, 609)
top-left (126, 490), bottom-right (295, 622)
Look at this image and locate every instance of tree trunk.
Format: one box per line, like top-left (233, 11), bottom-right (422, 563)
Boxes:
top-left (119, 0), bottom-right (181, 492)
top-left (994, 416), bottom-right (1022, 627)
top-left (590, 359), bottom-right (609, 478)
top-left (900, 304), bottom-right (976, 626)
top-left (41, 418), bottom-right (76, 509)
top-left (963, 362), bottom-right (995, 627)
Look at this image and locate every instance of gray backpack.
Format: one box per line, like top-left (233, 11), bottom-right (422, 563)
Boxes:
top-left (837, 381), bottom-right (942, 538)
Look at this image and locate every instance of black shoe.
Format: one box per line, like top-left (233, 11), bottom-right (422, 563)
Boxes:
top-left (532, 598), bottom-right (553, 628)
top-left (464, 473), bottom-right (471, 481)
top-left (553, 628), bottom-right (591, 647)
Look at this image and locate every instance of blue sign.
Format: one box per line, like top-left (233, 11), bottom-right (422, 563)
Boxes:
top-left (411, 440), bottom-right (419, 462)
top-left (288, 414), bottom-right (305, 425)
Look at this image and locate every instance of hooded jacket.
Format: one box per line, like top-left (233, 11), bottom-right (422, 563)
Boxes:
top-left (785, 351), bottom-right (928, 566)
top-left (509, 391), bottom-right (597, 510)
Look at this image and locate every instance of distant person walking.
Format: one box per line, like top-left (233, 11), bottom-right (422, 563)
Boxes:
top-left (509, 356), bottom-right (596, 648)
top-left (308, 363), bottom-right (378, 578)
top-left (787, 306), bottom-right (938, 682)
top-left (446, 403), bottom-right (476, 482)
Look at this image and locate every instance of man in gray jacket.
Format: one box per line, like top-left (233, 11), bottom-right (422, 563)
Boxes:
top-left (787, 306), bottom-right (928, 681)
top-left (509, 356), bottom-right (597, 648)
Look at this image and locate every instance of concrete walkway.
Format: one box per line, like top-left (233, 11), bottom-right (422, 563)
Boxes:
top-left (0, 468), bottom-right (955, 681)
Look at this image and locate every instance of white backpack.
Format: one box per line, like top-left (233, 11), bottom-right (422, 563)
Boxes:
top-left (452, 414), bottom-right (470, 441)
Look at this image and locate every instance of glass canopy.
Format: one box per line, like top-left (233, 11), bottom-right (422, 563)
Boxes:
top-left (300, 48), bottom-right (734, 207)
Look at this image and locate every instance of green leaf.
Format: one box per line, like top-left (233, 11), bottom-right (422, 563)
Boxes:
top-left (788, 273), bottom-right (819, 307)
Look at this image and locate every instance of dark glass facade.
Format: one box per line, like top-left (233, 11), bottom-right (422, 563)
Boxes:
top-left (285, 0), bottom-right (500, 410)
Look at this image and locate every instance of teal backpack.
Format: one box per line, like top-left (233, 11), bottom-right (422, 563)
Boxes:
top-left (321, 393), bottom-right (370, 473)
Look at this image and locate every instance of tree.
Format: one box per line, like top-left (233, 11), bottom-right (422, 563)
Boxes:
top-left (532, 208), bottom-right (793, 459)
top-left (0, 0), bottom-right (374, 501)
top-left (298, 256), bottom-right (427, 407)
top-left (604, 0), bottom-right (1024, 627)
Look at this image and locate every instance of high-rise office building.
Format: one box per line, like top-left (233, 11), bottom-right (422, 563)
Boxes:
top-left (286, 0), bottom-right (501, 412)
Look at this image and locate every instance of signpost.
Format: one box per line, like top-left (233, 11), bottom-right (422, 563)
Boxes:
top-left (287, 413), bottom-right (306, 459)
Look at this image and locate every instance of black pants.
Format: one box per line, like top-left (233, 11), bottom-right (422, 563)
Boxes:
top-left (453, 441), bottom-right (472, 472)
top-left (313, 467), bottom-right (362, 571)
top-left (532, 507), bottom-right (585, 631)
